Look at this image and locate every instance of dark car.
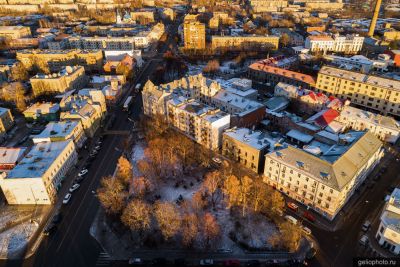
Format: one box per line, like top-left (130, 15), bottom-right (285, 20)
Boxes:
top-left (152, 258), bottom-right (167, 266)
top-left (246, 260), bottom-right (260, 267)
top-left (43, 223), bottom-right (57, 236)
top-left (51, 212), bottom-right (62, 224)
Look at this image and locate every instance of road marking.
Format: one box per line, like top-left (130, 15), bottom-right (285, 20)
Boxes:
top-left (55, 135), bottom-right (120, 253)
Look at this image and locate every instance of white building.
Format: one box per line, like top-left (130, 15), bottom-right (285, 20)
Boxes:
top-left (263, 131), bottom-right (383, 220)
top-left (0, 141), bottom-right (77, 204)
top-left (324, 54), bottom-right (390, 73)
top-left (305, 34), bottom-right (364, 54)
top-left (376, 188), bottom-right (400, 255)
top-left (336, 106), bottom-right (400, 143)
top-left (32, 121), bottom-right (87, 149)
top-left (167, 96), bottom-right (230, 150)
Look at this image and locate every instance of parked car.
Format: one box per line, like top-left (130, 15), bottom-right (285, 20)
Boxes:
top-left (359, 235), bottom-right (368, 246)
top-left (223, 259), bottom-right (240, 266)
top-left (51, 212), bottom-right (62, 224)
top-left (63, 193), bottom-right (72, 204)
top-left (287, 202), bottom-right (298, 212)
top-left (69, 183), bottom-right (80, 193)
top-left (303, 211), bottom-right (316, 222)
top-left (78, 169), bottom-right (88, 177)
top-left (75, 176), bottom-right (84, 183)
top-left (128, 258), bottom-right (144, 265)
top-left (94, 145), bottom-right (101, 151)
top-left (284, 215), bottom-right (298, 225)
top-left (362, 220), bottom-right (371, 232)
top-left (43, 223), bottom-right (57, 236)
top-left (246, 260), bottom-right (260, 267)
top-left (302, 226), bottom-right (312, 235)
top-left (200, 259), bottom-right (214, 266)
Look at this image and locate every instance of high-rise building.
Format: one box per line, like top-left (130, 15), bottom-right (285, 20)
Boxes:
top-left (183, 15), bottom-right (206, 50)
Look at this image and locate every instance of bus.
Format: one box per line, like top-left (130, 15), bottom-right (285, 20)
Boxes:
top-left (123, 96), bottom-right (133, 111)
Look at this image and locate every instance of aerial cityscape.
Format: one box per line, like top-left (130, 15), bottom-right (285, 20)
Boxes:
top-left (0, 0), bottom-right (399, 267)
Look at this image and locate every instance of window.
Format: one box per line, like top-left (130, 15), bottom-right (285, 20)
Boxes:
top-left (380, 226), bottom-right (384, 233)
top-left (330, 189), bottom-right (333, 194)
top-left (325, 203), bottom-right (329, 209)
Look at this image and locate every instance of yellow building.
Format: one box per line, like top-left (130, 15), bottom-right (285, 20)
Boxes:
top-left (316, 66), bottom-right (400, 119)
top-left (130, 11), bottom-right (155, 24)
top-left (211, 35), bottom-right (279, 51)
top-left (0, 107), bottom-right (14, 134)
top-left (30, 66), bottom-right (88, 96)
top-left (0, 26), bottom-right (31, 39)
top-left (17, 49), bottom-right (103, 73)
top-left (383, 30), bottom-right (400, 41)
top-left (183, 14), bottom-right (206, 50)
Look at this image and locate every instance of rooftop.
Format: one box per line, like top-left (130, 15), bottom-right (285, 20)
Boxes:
top-left (33, 121), bottom-right (80, 139)
top-left (269, 131), bottom-right (382, 191)
top-left (224, 127), bottom-right (281, 151)
top-left (0, 107), bottom-right (10, 117)
top-left (249, 62), bottom-right (316, 86)
top-left (31, 66), bottom-right (83, 80)
top-left (24, 103), bottom-right (60, 114)
top-left (0, 147), bottom-right (27, 165)
top-left (319, 66), bottom-right (400, 92)
top-left (6, 141), bottom-right (73, 179)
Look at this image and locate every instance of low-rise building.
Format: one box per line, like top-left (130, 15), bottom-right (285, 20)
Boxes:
top-left (324, 54), bottom-right (390, 73)
top-left (211, 35), bottom-right (279, 51)
top-left (376, 188), bottom-right (400, 255)
top-left (17, 49), bottom-right (103, 72)
top-left (263, 131), bottom-right (383, 220)
top-left (0, 26), bottom-right (31, 39)
top-left (0, 141), bottom-right (77, 205)
top-left (222, 127), bottom-right (279, 173)
top-left (0, 107), bottom-right (14, 133)
top-left (167, 96), bottom-right (230, 150)
top-left (32, 121), bottom-right (87, 149)
top-left (336, 106), bottom-right (400, 144)
top-left (0, 147), bottom-right (27, 172)
top-left (23, 102), bottom-right (60, 122)
top-left (249, 61), bottom-right (316, 89)
top-left (305, 34), bottom-right (364, 54)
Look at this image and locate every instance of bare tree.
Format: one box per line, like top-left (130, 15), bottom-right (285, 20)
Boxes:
top-left (192, 190), bottom-right (208, 212)
top-left (121, 199), bottom-right (152, 236)
top-left (203, 170), bottom-right (223, 208)
top-left (10, 63), bottom-right (28, 82)
top-left (240, 176), bottom-right (253, 217)
top-left (201, 212), bottom-right (220, 248)
top-left (223, 175), bottom-right (241, 209)
top-left (181, 212), bottom-right (199, 247)
top-left (97, 176), bottom-right (127, 215)
top-left (116, 156), bottom-right (133, 185)
top-left (132, 176), bottom-right (154, 199)
top-left (154, 202), bottom-right (181, 240)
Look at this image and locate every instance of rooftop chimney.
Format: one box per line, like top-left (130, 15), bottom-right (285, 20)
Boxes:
top-left (368, 0), bottom-right (382, 37)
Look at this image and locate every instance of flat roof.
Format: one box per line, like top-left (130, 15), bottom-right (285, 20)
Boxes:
top-left (24, 103), bottom-right (60, 114)
top-left (7, 140), bottom-right (73, 179)
top-left (33, 121), bottom-right (80, 139)
top-left (224, 127), bottom-right (278, 151)
top-left (0, 147), bottom-right (27, 165)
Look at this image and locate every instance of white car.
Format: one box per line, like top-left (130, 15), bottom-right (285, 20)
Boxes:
top-left (302, 226), bottom-right (312, 235)
top-left (212, 157), bottom-right (222, 164)
top-left (362, 220), bottom-right (371, 232)
top-left (359, 235), bottom-right (368, 246)
top-left (284, 215), bottom-right (298, 225)
top-left (63, 193), bottom-right (72, 204)
top-left (128, 258), bottom-right (143, 265)
top-left (78, 169), bottom-right (88, 177)
top-left (94, 145), bottom-right (101, 151)
top-left (69, 184), bottom-right (80, 193)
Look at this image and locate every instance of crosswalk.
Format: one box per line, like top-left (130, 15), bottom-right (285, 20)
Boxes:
top-left (95, 252), bottom-right (112, 267)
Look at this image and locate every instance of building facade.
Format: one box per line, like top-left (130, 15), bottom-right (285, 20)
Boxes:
top-left (0, 26), bottom-right (31, 39)
top-left (0, 141), bottom-right (77, 205)
top-left (211, 35), bottom-right (279, 51)
top-left (183, 17), bottom-right (206, 50)
top-left (30, 66), bottom-right (88, 96)
top-left (305, 34), bottom-right (364, 54)
top-left (263, 131), bottom-right (383, 220)
top-left (315, 66), bottom-right (400, 119)
top-left (0, 107), bottom-right (14, 134)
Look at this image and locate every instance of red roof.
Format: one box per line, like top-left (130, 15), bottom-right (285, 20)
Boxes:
top-left (314, 109), bottom-right (339, 127)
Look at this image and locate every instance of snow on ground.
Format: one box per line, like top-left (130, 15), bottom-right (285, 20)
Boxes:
top-left (0, 220), bottom-right (38, 258)
top-left (0, 207), bottom-right (36, 230)
top-left (158, 176), bottom-right (201, 203)
top-left (131, 142), bottom-right (145, 177)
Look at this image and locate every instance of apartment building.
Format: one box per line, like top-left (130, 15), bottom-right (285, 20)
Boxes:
top-left (167, 97), bottom-right (230, 150)
top-left (264, 131), bottom-right (383, 220)
top-left (142, 74), bottom-right (264, 128)
top-left (17, 49), bottom-right (103, 72)
top-left (249, 0), bottom-right (288, 12)
top-left (130, 10), bottom-right (155, 23)
top-left (0, 26), bottom-right (31, 39)
top-left (376, 188), bottom-right (400, 255)
top-left (60, 95), bottom-right (104, 138)
top-left (249, 61), bottom-right (316, 89)
top-left (211, 35), bottom-right (279, 51)
top-left (324, 54), bottom-right (390, 73)
top-left (222, 128), bottom-right (277, 173)
top-left (336, 106), bottom-right (400, 144)
top-left (315, 66), bottom-right (400, 118)
top-left (32, 121), bottom-right (87, 149)
top-left (30, 66), bottom-right (88, 96)
top-left (183, 15), bottom-right (206, 50)
top-left (0, 140), bottom-right (77, 205)
top-left (305, 34), bottom-right (364, 54)
top-left (270, 28), bottom-right (304, 46)
top-left (0, 107), bottom-right (14, 134)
